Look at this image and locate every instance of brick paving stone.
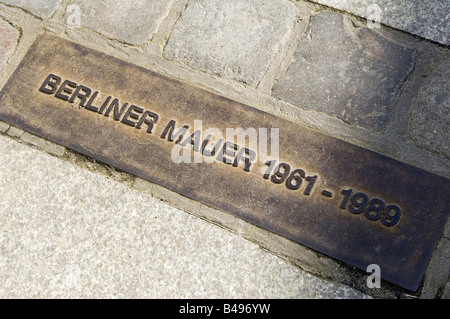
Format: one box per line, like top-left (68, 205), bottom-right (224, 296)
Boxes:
top-left (0, 18), bottom-right (19, 73)
top-left (0, 121), bottom-right (10, 133)
top-left (6, 126), bottom-right (23, 138)
top-left (164, 0), bottom-right (298, 86)
top-left (272, 11), bottom-right (416, 130)
top-left (68, 0), bottom-right (175, 45)
top-left (405, 55), bottom-right (450, 160)
top-left (310, 0), bottom-right (450, 46)
top-left (0, 0), bottom-right (61, 19)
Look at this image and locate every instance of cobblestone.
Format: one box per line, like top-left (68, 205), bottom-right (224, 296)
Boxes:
top-left (0, 0), bottom-right (61, 19)
top-left (164, 0), bottom-right (298, 86)
top-left (0, 18), bottom-right (19, 73)
top-left (21, 132), bottom-right (65, 157)
top-left (272, 11), bottom-right (416, 130)
top-left (0, 121), bottom-right (9, 133)
top-left (6, 126), bottom-right (23, 138)
top-left (68, 0), bottom-right (175, 45)
top-left (405, 55), bottom-right (450, 160)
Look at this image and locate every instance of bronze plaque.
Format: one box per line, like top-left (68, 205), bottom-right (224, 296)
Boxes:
top-left (0, 33), bottom-right (448, 291)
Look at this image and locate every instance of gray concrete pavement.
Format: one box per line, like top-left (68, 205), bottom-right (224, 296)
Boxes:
top-left (0, 134), bottom-right (369, 298)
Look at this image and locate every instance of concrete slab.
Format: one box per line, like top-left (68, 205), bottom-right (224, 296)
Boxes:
top-left (0, 134), bottom-right (370, 298)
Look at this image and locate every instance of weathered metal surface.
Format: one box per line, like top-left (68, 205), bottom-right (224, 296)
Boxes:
top-left (0, 33), bottom-right (448, 291)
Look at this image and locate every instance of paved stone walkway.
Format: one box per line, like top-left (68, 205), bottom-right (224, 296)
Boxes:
top-left (0, 0), bottom-right (448, 299)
